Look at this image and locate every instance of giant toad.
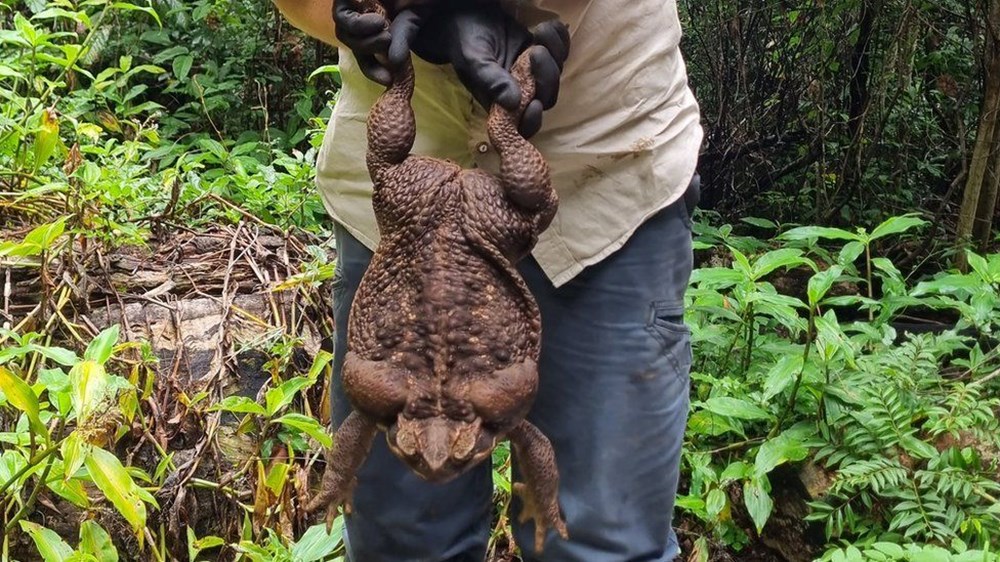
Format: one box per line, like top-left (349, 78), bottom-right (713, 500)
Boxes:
top-left (306, 1), bottom-right (567, 552)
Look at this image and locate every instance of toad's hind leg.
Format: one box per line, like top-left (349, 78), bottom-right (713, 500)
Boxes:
top-left (341, 351), bottom-right (410, 422)
top-left (509, 420), bottom-right (568, 554)
top-left (460, 359), bottom-right (538, 427)
top-left (305, 411), bottom-right (377, 519)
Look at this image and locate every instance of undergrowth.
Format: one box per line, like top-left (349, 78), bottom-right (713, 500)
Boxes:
top-left (681, 215), bottom-right (1000, 560)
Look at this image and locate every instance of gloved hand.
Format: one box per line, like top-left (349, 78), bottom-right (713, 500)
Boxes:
top-left (388, 4), bottom-right (570, 138)
top-left (333, 0), bottom-right (443, 85)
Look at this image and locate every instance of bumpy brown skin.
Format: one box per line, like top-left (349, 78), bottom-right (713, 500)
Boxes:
top-left (305, 0), bottom-right (566, 553)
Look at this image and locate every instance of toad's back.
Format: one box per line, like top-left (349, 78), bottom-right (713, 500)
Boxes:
top-left (347, 159), bottom-right (541, 383)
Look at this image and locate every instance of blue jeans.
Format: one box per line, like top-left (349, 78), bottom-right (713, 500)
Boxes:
top-left (329, 178), bottom-right (697, 562)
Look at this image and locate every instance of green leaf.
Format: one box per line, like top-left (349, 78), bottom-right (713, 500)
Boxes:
top-left (273, 413), bottom-right (333, 448)
top-left (79, 520), bottom-right (119, 562)
top-left (193, 535), bottom-right (225, 550)
top-left (762, 354), bottom-right (804, 401)
top-left (0, 366), bottom-right (47, 438)
top-left (70, 360), bottom-right (111, 425)
top-left (687, 410), bottom-right (744, 437)
top-left (46, 474), bottom-right (90, 508)
top-left (966, 251), bottom-right (994, 283)
top-left (705, 488), bottom-right (727, 519)
top-left (209, 395), bottom-right (266, 416)
top-left (0, 29), bottom-right (32, 48)
top-left (719, 461), bottom-right (753, 483)
top-left (0, 63), bottom-right (24, 78)
top-left (814, 310), bottom-right (852, 364)
top-left (821, 295), bottom-right (878, 308)
top-left (729, 246), bottom-right (753, 278)
top-left (911, 273), bottom-right (982, 296)
top-left (689, 267), bottom-right (744, 288)
top-left (909, 546), bottom-right (953, 562)
top-left (808, 266), bottom-right (844, 307)
top-left (13, 12), bottom-right (39, 46)
top-left (751, 248), bottom-right (811, 281)
top-left (264, 461), bottom-right (291, 497)
top-left (84, 447), bottom-right (149, 535)
top-left (871, 543), bottom-right (905, 558)
top-left (197, 138), bottom-right (228, 160)
top-left (188, 527), bottom-right (225, 560)
top-left (869, 214), bottom-right (927, 241)
top-left (30, 213), bottom-right (66, 246)
top-left (838, 241), bottom-right (866, 266)
top-left (2, 217), bottom-right (68, 257)
top-left (307, 350), bottom-right (334, 380)
top-left (779, 226), bottom-right (859, 242)
top-left (264, 376), bottom-right (315, 416)
top-left (987, 254), bottom-right (1000, 281)
top-left (743, 477), bottom-right (773, 534)
top-left (19, 521), bottom-right (74, 562)
top-left (30, 344), bottom-right (79, 366)
top-left (85, 325), bottom-right (120, 364)
top-left (700, 397), bottom-right (772, 421)
top-left (950, 538), bottom-right (968, 555)
top-left (748, 291), bottom-right (808, 310)
top-left (741, 217), bottom-right (777, 229)
top-left (110, 2), bottom-right (162, 26)
top-left (754, 430), bottom-right (810, 476)
top-left (308, 64), bottom-right (341, 82)
top-left (172, 55), bottom-right (194, 80)
top-left (844, 546), bottom-right (866, 562)
top-left (31, 7), bottom-right (88, 26)
top-left (899, 435), bottom-right (938, 460)
top-left (290, 520), bottom-right (345, 561)
top-left (0, 449), bottom-right (26, 493)
top-left (62, 431), bottom-right (91, 479)
top-left (690, 537), bottom-right (710, 562)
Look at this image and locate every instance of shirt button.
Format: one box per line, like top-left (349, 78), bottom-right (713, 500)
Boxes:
top-left (476, 142), bottom-right (490, 154)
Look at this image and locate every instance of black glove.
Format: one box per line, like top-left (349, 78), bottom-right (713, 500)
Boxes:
top-left (333, 0), bottom-right (443, 85)
top-left (388, 4), bottom-right (570, 138)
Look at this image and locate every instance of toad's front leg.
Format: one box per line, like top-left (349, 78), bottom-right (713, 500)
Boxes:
top-left (509, 419), bottom-right (568, 554)
top-left (305, 411), bottom-right (377, 525)
top-left (367, 53), bottom-right (416, 183)
top-left (486, 51), bottom-right (559, 231)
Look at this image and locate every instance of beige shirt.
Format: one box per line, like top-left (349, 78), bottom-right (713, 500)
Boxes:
top-left (315, 0), bottom-right (703, 287)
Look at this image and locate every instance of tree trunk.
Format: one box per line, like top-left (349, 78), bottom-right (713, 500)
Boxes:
top-left (847, 0), bottom-right (879, 141)
top-left (956, 0), bottom-right (1000, 267)
top-left (973, 121), bottom-right (1000, 245)
top-left (824, 0), bottom-right (880, 221)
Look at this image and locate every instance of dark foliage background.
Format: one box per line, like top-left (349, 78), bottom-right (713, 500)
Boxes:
top-left (680, 0), bottom-right (980, 226)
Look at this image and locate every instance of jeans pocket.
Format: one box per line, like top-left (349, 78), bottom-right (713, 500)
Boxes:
top-left (645, 301), bottom-right (693, 379)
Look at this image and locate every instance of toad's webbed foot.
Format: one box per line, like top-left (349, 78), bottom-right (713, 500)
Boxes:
top-left (509, 420), bottom-right (568, 553)
top-left (305, 411), bottom-right (378, 524)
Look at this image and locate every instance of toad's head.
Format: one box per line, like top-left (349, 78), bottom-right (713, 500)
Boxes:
top-left (386, 413), bottom-right (496, 482)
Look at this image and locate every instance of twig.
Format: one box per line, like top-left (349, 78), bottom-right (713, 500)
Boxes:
top-left (191, 76), bottom-right (225, 143)
top-left (0, 445), bottom-right (59, 500)
top-left (969, 366), bottom-right (1000, 388)
top-left (207, 195), bottom-right (277, 230)
top-left (3, 453), bottom-right (56, 536)
top-left (705, 437), bottom-right (767, 455)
